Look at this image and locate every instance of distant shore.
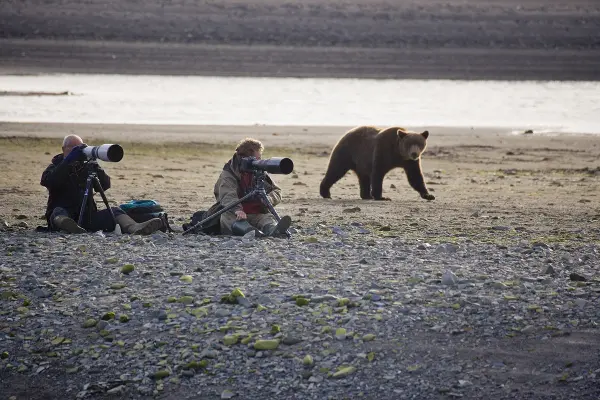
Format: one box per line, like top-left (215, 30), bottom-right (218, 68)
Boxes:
top-left (1, 0), bottom-right (600, 80)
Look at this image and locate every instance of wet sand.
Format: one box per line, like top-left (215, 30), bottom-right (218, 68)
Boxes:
top-left (1, 0), bottom-right (599, 80)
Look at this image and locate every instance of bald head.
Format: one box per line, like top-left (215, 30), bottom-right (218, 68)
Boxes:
top-left (62, 135), bottom-right (84, 158)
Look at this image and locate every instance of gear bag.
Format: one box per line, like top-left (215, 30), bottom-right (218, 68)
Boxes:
top-left (119, 200), bottom-right (174, 233)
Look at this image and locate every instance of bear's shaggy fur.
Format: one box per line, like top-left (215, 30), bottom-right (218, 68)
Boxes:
top-left (319, 126), bottom-right (435, 201)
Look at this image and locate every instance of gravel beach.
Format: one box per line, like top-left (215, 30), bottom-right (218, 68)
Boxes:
top-left (1, 125), bottom-right (600, 399)
top-left (1, 0), bottom-right (600, 398)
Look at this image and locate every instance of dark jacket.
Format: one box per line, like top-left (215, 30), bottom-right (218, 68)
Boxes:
top-left (40, 154), bottom-right (111, 226)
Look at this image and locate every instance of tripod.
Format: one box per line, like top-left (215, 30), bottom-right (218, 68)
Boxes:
top-left (182, 170), bottom-right (291, 238)
top-left (77, 161), bottom-right (117, 228)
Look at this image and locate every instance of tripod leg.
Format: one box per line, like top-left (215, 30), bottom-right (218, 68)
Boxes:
top-left (77, 176), bottom-right (94, 227)
top-left (259, 192), bottom-right (291, 238)
top-left (93, 176), bottom-right (117, 226)
top-left (182, 191), bottom-right (256, 235)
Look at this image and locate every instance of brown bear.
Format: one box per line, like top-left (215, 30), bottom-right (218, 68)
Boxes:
top-left (319, 126), bottom-right (435, 201)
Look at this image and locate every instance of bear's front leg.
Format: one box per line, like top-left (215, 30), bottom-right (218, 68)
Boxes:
top-left (404, 160), bottom-right (435, 201)
top-left (420, 192), bottom-right (435, 201)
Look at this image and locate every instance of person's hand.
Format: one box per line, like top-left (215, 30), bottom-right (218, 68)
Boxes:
top-left (235, 210), bottom-right (247, 220)
top-left (64, 144), bottom-right (87, 164)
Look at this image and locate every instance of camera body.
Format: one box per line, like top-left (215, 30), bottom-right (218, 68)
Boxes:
top-left (240, 156), bottom-right (294, 175)
top-left (82, 144), bottom-right (124, 162)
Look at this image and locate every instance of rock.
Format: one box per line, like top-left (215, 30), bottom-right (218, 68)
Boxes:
top-left (33, 289), bottom-right (52, 298)
top-left (152, 370), bottom-right (170, 380)
top-left (335, 328), bottom-right (347, 340)
top-left (442, 270), bottom-right (458, 286)
top-left (282, 335), bottom-right (303, 345)
top-left (221, 389), bottom-right (235, 399)
top-left (436, 244), bottom-right (458, 253)
top-left (82, 319), bottom-right (98, 328)
top-left (179, 296), bottom-right (194, 304)
top-left (200, 349), bottom-right (218, 359)
top-left (215, 309), bottom-right (231, 317)
top-left (101, 312), bottom-right (115, 321)
top-left (221, 288), bottom-right (245, 304)
top-left (303, 355), bottom-right (314, 366)
top-left (522, 325), bottom-right (535, 333)
top-left (575, 299), bottom-right (587, 309)
top-left (156, 310), bottom-right (168, 320)
top-left (107, 385), bottom-right (125, 395)
top-left (254, 340), bottom-right (280, 350)
top-left (296, 297), bottom-right (310, 306)
top-left (237, 297), bottom-right (252, 308)
top-left (119, 314), bottom-right (130, 323)
top-left (96, 320), bottom-right (109, 330)
top-left (332, 366), bottom-right (356, 379)
top-left (121, 264), bottom-right (134, 274)
top-left (311, 295), bottom-right (338, 304)
top-left (362, 334), bottom-right (375, 342)
top-left (541, 265), bottom-right (556, 275)
top-left (257, 295), bottom-right (274, 305)
top-left (15, 221), bottom-right (28, 228)
top-left (223, 335), bottom-right (239, 346)
top-left (569, 273), bottom-right (587, 282)
top-left (110, 283), bottom-right (126, 290)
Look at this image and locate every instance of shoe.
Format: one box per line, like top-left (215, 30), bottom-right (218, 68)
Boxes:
top-left (115, 214), bottom-right (163, 235)
top-left (52, 215), bottom-right (87, 234)
top-left (263, 216), bottom-right (291, 237)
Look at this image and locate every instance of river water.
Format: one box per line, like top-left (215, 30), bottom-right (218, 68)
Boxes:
top-left (1, 74), bottom-right (599, 134)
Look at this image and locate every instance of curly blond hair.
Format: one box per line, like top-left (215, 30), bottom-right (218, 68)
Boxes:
top-left (235, 138), bottom-right (264, 157)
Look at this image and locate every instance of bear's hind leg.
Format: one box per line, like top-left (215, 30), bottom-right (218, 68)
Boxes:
top-left (357, 174), bottom-right (372, 199)
top-left (320, 160), bottom-right (352, 199)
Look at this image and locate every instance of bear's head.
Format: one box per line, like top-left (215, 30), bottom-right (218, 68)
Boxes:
top-left (397, 129), bottom-right (429, 161)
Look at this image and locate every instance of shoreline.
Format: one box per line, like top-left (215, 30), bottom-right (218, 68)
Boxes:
top-left (2, 39), bottom-right (600, 81)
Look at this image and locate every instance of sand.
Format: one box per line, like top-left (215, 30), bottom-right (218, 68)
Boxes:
top-left (1, 122), bottom-right (599, 244)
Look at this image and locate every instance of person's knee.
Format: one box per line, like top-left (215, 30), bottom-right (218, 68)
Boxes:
top-left (111, 207), bottom-right (125, 216)
top-left (50, 207), bottom-right (69, 219)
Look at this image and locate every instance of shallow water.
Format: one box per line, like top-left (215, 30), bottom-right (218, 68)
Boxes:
top-left (1, 74), bottom-right (599, 133)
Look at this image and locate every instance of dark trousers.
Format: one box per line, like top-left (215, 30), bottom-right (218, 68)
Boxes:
top-left (50, 206), bottom-right (125, 232)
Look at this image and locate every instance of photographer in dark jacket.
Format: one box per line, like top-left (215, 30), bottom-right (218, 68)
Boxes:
top-left (41, 135), bottom-right (163, 235)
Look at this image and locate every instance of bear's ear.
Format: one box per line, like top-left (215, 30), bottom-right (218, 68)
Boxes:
top-left (397, 129), bottom-right (408, 138)
top-left (421, 130), bottom-right (429, 139)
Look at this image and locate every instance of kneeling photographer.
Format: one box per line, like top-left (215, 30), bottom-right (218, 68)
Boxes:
top-left (40, 135), bottom-right (163, 235)
top-left (212, 138), bottom-right (291, 237)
